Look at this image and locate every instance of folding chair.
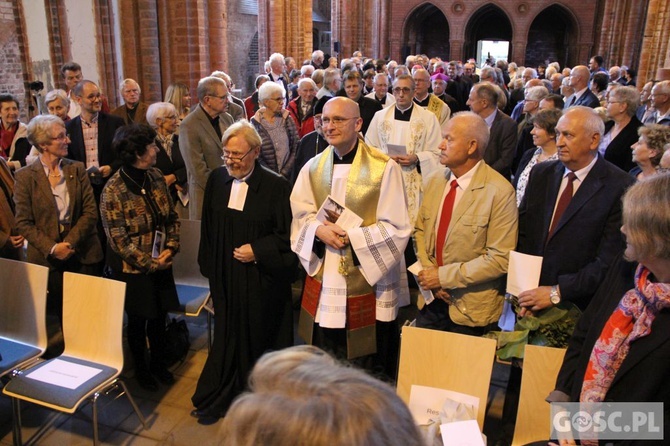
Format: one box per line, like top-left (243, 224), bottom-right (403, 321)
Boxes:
top-left (512, 344), bottom-right (567, 445)
top-left (0, 258), bottom-right (49, 380)
top-left (3, 272), bottom-right (146, 445)
top-left (397, 325), bottom-right (497, 429)
top-left (172, 219), bottom-right (213, 351)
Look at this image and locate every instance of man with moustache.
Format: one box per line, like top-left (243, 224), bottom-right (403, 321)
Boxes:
top-left (191, 120), bottom-right (296, 424)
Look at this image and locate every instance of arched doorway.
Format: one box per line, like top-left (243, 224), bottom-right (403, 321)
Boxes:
top-left (463, 5), bottom-right (513, 63)
top-left (402, 3), bottom-right (449, 61)
top-left (525, 5), bottom-right (579, 69)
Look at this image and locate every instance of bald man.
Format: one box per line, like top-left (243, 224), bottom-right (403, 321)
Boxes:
top-left (414, 112), bottom-right (517, 334)
top-left (291, 97), bottom-right (411, 379)
top-left (566, 65), bottom-right (600, 108)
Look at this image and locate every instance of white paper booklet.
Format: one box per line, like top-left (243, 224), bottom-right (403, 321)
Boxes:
top-left (407, 260), bottom-right (435, 305)
top-left (315, 195), bottom-right (363, 231)
top-left (506, 250), bottom-right (543, 297)
top-left (26, 358), bottom-right (103, 390)
top-left (408, 384), bottom-right (480, 425)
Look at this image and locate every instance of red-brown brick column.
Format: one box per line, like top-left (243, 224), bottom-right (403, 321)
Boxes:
top-left (44, 0), bottom-right (71, 91)
top-left (638, 0), bottom-right (670, 87)
top-left (94, 0), bottom-right (119, 107)
top-left (257, 0), bottom-right (312, 67)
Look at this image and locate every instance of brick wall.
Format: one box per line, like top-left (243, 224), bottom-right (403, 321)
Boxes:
top-left (0, 1), bottom-right (28, 119)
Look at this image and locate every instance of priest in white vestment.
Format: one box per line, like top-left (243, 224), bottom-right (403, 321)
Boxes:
top-left (365, 74), bottom-right (443, 226)
top-left (291, 97), bottom-right (411, 378)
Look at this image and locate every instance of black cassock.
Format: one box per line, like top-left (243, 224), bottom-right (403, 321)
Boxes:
top-left (191, 162), bottom-right (296, 416)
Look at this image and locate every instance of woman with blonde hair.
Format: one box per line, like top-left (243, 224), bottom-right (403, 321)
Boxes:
top-left (630, 124), bottom-right (670, 181)
top-left (221, 346), bottom-right (425, 446)
top-left (164, 82), bottom-right (191, 128)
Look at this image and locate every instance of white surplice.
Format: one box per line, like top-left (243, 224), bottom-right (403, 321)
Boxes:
top-left (290, 153), bottom-right (412, 328)
top-left (364, 105), bottom-right (443, 224)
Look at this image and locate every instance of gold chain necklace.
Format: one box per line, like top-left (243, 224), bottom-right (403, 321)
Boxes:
top-left (121, 168), bottom-right (148, 195)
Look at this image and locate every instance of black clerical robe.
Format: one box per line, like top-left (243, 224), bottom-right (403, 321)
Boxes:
top-left (192, 161), bottom-right (296, 416)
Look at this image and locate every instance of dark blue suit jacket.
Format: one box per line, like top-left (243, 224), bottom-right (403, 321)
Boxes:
top-left (570, 89), bottom-right (600, 109)
top-left (517, 156), bottom-right (635, 309)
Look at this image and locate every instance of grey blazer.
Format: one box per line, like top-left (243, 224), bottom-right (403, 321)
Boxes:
top-left (13, 158), bottom-right (103, 270)
top-left (179, 104), bottom-right (234, 219)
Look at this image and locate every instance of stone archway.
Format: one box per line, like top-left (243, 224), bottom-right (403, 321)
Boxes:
top-left (525, 5), bottom-right (579, 69)
top-left (463, 4), bottom-right (513, 61)
top-left (401, 3), bottom-right (449, 61)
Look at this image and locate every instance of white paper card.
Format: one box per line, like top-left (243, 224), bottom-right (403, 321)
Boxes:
top-left (228, 180), bottom-right (248, 211)
top-left (409, 385), bottom-right (480, 425)
top-left (440, 420), bottom-right (485, 446)
top-left (386, 143), bottom-right (407, 156)
top-left (152, 230), bottom-right (165, 258)
top-left (506, 250), bottom-right (543, 297)
top-left (407, 261), bottom-right (435, 305)
top-left (177, 189), bottom-right (189, 207)
top-left (26, 359), bottom-right (103, 390)
top-left (315, 195), bottom-right (363, 231)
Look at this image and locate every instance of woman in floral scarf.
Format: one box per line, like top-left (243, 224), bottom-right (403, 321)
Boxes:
top-left (548, 173), bottom-right (670, 445)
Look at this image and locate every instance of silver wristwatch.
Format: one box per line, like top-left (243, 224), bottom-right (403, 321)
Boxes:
top-left (550, 285), bottom-right (561, 305)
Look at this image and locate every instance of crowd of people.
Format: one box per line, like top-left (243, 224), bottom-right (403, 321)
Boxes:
top-left (1, 49), bottom-right (670, 443)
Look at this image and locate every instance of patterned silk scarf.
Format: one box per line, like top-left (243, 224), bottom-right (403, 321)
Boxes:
top-left (581, 265), bottom-right (670, 403)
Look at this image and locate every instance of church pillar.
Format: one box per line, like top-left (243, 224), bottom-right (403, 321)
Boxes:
top-left (258, 0), bottom-right (313, 68)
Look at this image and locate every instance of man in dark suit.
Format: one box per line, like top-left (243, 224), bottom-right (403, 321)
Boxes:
top-left (336, 70), bottom-right (382, 135)
top-left (466, 83), bottom-right (518, 180)
top-left (111, 78), bottom-right (149, 125)
top-left (516, 106), bottom-right (634, 313)
top-left (66, 80), bottom-right (125, 201)
top-left (498, 106), bottom-right (635, 443)
top-left (565, 65), bottom-right (600, 109)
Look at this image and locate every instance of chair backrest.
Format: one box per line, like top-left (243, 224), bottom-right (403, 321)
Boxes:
top-left (61, 272), bottom-right (126, 371)
top-left (397, 326), bottom-right (497, 429)
top-left (172, 219), bottom-right (208, 288)
top-left (0, 258), bottom-right (48, 350)
top-left (512, 345), bottom-right (567, 446)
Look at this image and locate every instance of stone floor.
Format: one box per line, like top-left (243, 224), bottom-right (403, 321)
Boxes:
top-left (0, 297), bottom-right (511, 446)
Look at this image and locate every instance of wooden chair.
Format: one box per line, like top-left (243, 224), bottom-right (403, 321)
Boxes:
top-left (512, 344), bottom-right (567, 446)
top-left (397, 325), bottom-right (497, 429)
top-left (172, 219), bottom-right (213, 351)
top-left (0, 258), bottom-right (48, 380)
top-left (3, 272), bottom-right (146, 445)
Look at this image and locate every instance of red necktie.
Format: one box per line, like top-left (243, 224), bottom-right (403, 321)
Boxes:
top-left (436, 179), bottom-right (459, 266)
top-left (548, 172), bottom-right (577, 236)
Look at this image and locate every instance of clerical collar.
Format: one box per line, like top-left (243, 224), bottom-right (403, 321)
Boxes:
top-left (333, 143), bottom-right (358, 164)
top-left (394, 103), bottom-right (414, 121)
top-left (414, 94), bottom-right (430, 107)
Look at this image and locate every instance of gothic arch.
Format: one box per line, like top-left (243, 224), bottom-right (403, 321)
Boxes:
top-left (525, 4), bottom-right (580, 68)
top-left (463, 4), bottom-right (513, 61)
top-left (401, 3), bottom-right (450, 61)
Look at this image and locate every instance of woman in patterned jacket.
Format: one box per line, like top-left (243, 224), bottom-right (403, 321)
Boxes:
top-left (100, 124), bottom-right (180, 391)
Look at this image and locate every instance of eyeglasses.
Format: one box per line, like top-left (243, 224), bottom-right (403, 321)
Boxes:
top-left (392, 87), bottom-right (413, 95)
top-left (50, 133), bottom-right (70, 142)
top-left (321, 117), bottom-right (357, 127)
top-left (268, 97), bottom-right (285, 102)
top-left (209, 95), bottom-right (228, 102)
top-left (606, 101), bottom-right (622, 105)
top-left (222, 147), bottom-right (254, 163)
top-left (414, 78), bottom-right (430, 83)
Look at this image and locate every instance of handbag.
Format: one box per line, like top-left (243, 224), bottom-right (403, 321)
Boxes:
top-left (163, 317), bottom-right (191, 366)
